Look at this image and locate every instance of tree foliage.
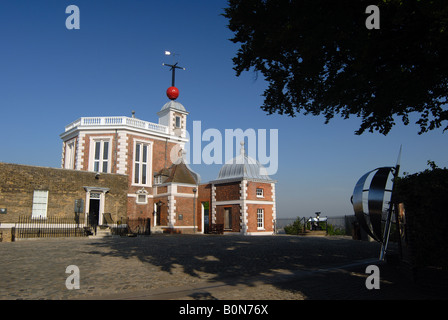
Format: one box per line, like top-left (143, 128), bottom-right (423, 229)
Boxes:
top-left (394, 162), bottom-right (448, 268)
top-left (223, 0), bottom-right (448, 135)
top-left (284, 217), bottom-right (303, 234)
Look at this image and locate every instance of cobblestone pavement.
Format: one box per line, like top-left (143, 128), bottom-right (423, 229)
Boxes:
top-left (0, 234), bottom-right (446, 300)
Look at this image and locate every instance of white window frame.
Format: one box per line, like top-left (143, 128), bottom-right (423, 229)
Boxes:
top-left (89, 138), bottom-right (111, 173)
top-left (136, 194), bottom-right (148, 205)
top-left (154, 175), bottom-right (163, 185)
top-left (31, 190), bottom-right (49, 219)
top-left (64, 140), bottom-right (76, 169)
top-left (256, 188), bottom-right (264, 198)
top-left (257, 208), bottom-right (264, 230)
top-left (175, 116), bottom-right (181, 128)
top-left (136, 188), bottom-right (149, 205)
top-left (133, 140), bottom-right (152, 186)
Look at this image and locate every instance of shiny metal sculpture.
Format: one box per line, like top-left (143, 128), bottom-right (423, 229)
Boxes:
top-left (352, 148), bottom-right (401, 260)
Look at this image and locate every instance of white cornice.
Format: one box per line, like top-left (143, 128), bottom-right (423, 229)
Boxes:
top-left (61, 127), bottom-right (188, 143)
top-left (60, 117), bottom-right (188, 143)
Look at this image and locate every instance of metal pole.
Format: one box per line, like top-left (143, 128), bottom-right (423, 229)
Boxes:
top-left (193, 188), bottom-right (197, 233)
top-left (379, 146), bottom-right (402, 261)
top-left (380, 206), bottom-right (393, 260)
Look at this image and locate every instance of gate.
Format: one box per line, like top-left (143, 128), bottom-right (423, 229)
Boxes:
top-left (112, 217), bottom-right (151, 236)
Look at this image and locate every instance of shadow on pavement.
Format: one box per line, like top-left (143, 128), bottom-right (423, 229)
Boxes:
top-left (80, 234), bottom-right (447, 299)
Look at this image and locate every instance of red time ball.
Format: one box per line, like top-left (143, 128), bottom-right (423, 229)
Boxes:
top-left (166, 87), bottom-right (179, 100)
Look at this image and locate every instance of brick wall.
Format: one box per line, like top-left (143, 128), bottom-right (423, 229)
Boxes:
top-left (127, 197), bottom-right (154, 220)
top-left (198, 184), bottom-right (212, 202)
top-left (81, 133), bottom-right (117, 171)
top-left (177, 186), bottom-right (195, 194)
top-left (0, 162), bottom-right (128, 224)
top-left (246, 181), bottom-right (273, 201)
top-left (173, 197), bottom-right (196, 227)
top-left (246, 204), bottom-right (274, 233)
top-left (70, 132), bottom-right (179, 182)
top-left (215, 182), bottom-right (240, 201)
top-left (123, 134), bottom-right (179, 220)
top-left (156, 186), bottom-right (168, 194)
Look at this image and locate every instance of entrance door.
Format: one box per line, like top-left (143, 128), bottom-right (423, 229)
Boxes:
top-left (84, 187), bottom-right (109, 227)
top-left (156, 203), bottom-right (162, 226)
top-left (89, 198), bottom-right (100, 227)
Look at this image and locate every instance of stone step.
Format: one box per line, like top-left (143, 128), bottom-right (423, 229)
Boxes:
top-left (152, 226), bottom-right (164, 234)
top-left (88, 227), bottom-right (112, 239)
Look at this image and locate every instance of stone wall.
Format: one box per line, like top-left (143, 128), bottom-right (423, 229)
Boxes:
top-left (0, 162), bottom-right (128, 225)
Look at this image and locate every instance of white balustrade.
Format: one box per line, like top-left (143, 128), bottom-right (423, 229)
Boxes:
top-left (65, 116), bottom-right (168, 134)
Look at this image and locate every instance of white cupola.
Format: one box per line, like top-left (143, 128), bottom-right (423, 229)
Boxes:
top-left (157, 87), bottom-right (188, 138)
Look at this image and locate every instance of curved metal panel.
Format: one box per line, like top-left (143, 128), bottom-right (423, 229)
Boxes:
top-left (352, 167), bottom-right (394, 243)
top-left (368, 167), bottom-right (394, 242)
top-left (352, 169), bottom-right (379, 241)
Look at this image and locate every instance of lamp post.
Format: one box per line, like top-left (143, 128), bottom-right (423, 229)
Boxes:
top-left (193, 188), bottom-right (197, 233)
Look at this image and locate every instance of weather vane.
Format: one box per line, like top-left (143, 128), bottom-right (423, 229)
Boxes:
top-left (162, 51), bottom-right (185, 87)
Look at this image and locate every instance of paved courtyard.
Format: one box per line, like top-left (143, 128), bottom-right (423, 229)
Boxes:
top-left (0, 234), bottom-right (445, 300)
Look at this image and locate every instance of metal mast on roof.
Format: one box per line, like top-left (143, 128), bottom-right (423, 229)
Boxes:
top-left (162, 51), bottom-right (185, 87)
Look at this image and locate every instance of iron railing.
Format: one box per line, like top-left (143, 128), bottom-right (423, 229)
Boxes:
top-left (15, 215), bottom-right (89, 239)
top-left (15, 215), bottom-right (151, 239)
top-left (111, 217), bottom-right (151, 236)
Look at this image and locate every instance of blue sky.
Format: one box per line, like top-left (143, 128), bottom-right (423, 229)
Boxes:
top-left (1, 0), bottom-right (447, 218)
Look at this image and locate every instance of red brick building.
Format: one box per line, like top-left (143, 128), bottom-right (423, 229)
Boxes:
top-left (60, 90), bottom-right (276, 235)
top-left (198, 142), bottom-right (277, 235)
top-left (60, 95), bottom-right (195, 232)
